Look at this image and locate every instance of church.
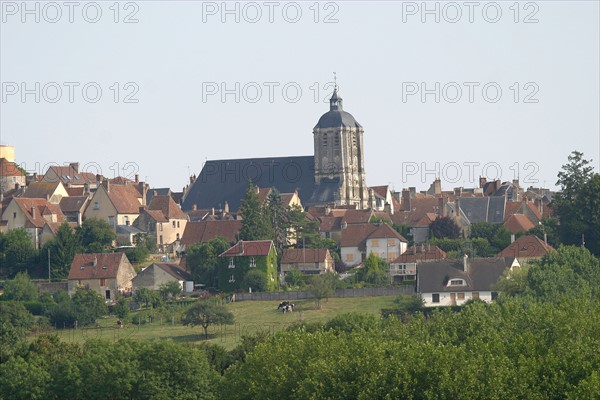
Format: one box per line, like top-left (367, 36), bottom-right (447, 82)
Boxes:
top-left (181, 88), bottom-right (369, 212)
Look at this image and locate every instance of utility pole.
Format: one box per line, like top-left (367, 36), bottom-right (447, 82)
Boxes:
top-left (48, 248), bottom-right (51, 283)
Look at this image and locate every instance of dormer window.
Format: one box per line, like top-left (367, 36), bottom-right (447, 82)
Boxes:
top-left (228, 258), bottom-right (235, 269)
top-left (448, 279), bottom-right (466, 286)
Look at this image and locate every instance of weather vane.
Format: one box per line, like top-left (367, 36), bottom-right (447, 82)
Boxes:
top-left (333, 71), bottom-right (337, 90)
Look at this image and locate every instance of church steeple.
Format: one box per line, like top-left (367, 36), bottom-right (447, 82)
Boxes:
top-left (329, 88), bottom-right (343, 111)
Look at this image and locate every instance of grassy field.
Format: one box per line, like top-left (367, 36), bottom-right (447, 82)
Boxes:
top-left (39, 296), bottom-right (397, 350)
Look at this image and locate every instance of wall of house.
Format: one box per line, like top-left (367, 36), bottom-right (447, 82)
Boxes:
top-left (156, 219), bottom-right (187, 247)
top-left (40, 226), bottom-right (55, 247)
top-left (132, 265), bottom-right (183, 291)
top-left (0, 175), bottom-right (26, 194)
top-left (84, 186), bottom-right (118, 224)
top-left (3, 201), bottom-right (27, 231)
top-left (366, 238), bottom-right (407, 261)
top-left (68, 277), bottom-right (118, 300)
top-left (421, 291), bottom-right (495, 307)
top-left (116, 258), bottom-right (136, 294)
top-left (341, 246), bottom-right (362, 267)
top-left (281, 257), bottom-right (333, 275)
top-left (218, 250), bottom-right (278, 293)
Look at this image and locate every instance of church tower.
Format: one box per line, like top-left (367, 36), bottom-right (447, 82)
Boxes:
top-left (313, 87), bottom-right (369, 208)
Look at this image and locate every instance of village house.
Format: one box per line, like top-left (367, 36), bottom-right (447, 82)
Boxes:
top-left (23, 181), bottom-right (69, 204)
top-left (67, 252), bottom-right (137, 301)
top-left (280, 248), bottom-right (334, 280)
top-left (1, 197), bottom-right (66, 248)
top-left (417, 255), bottom-right (519, 307)
top-left (389, 244), bottom-right (447, 283)
top-left (179, 220), bottom-right (242, 250)
top-left (59, 196), bottom-right (90, 225)
top-left (41, 163), bottom-right (98, 189)
top-left (40, 221), bottom-right (78, 247)
top-left (0, 157), bottom-right (26, 194)
top-left (134, 194), bottom-right (188, 250)
top-left (497, 235), bottom-right (554, 263)
top-left (218, 240), bottom-right (278, 292)
top-left (84, 179), bottom-right (146, 229)
top-left (339, 223), bottom-right (408, 268)
top-left (132, 262), bottom-right (192, 292)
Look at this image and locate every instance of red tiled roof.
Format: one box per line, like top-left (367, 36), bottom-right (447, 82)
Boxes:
top-left (219, 240), bottom-right (274, 257)
top-left (497, 235), bottom-right (554, 259)
top-left (503, 214), bottom-right (535, 234)
top-left (340, 224), bottom-right (379, 248)
top-left (45, 221), bottom-right (78, 234)
top-left (144, 209), bottom-right (168, 223)
top-left (281, 248), bottom-right (330, 264)
top-left (370, 185), bottom-right (389, 199)
top-left (45, 166), bottom-right (97, 184)
top-left (105, 184), bottom-right (142, 214)
top-left (392, 198), bottom-right (441, 226)
top-left (110, 176), bottom-right (135, 184)
top-left (23, 182), bottom-right (62, 199)
top-left (148, 195), bottom-right (188, 220)
top-left (13, 198), bottom-right (64, 228)
top-left (367, 223), bottom-right (408, 242)
top-left (392, 245), bottom-right (447, 263)
top-left (66, 187), bottom-right (86, 196)
top-left (180, 220), bottom-right (242, 245)
top-left (68, 253), bottom-right (129, 280)
top-left (0, 158), bottom-right (24, 177)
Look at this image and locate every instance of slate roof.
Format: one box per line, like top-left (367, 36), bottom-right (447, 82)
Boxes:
top-left (60, 196), bottom-right (89, 213)
top-left (219, 240), bottom-right (275, 257)
top-left (458, 196), bottom-right (506, 224)
top-left (146, 188), bottom-right (172, 204)
top-left (417, 257), bottom-right (515, 293)
top-left (68, 253), bottom-right (129, 280)
top-left (181, 156), bottom-right (338, 212)
top-left (497, 235), bottom-right (554, 259)
top-left (180, 220), bottom-right (242, 245)
top-left (281, 248), bottom-right (330, 264)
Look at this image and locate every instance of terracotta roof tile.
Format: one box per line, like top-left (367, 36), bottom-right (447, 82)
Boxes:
top-left (497, 235), bottom-right (554, 259)
top-left (0, 158), bottom-right (24, 177)
top-left (219, 240), bottom-right (274, 257)
top-left (23, 182), bottom-right (61, 199)
top-left (367, 224), bottom-right (408, 242)
top-left (392, 245), bottom-right (447, 263)
top-left (148, 195), bottom-right (188, 220)
top-left (340, 224), bottom-right (379, 248)
top-left (503, 214), bottom-right (535, 234)
top-left (180, 220), bottom-right (242, 245)
top-left (282, 248), bottom-right (329, 264)
top-left (68, 253), bottom-right (129, 280)
top-left (105, 184), bottom-right (142, 214)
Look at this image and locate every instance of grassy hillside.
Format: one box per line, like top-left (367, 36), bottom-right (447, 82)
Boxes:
top-left (44, 296), bottom-right (397, 350)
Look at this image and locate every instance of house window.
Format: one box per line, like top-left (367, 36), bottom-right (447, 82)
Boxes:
top-left (159, 223), bottom-right (163, 231)
top-left (172, 221), bottom-right (176, 228)
top-left (229, 274), bottom-right (235, 283)
top-left (372, 239), bottom-right (379, 247)
top-left (449, 279), bottom-right (466, 286)
top-left (108, 216), bottom-right (115, 227)
top-left (100, 278), bottom-right (106, 286)
top-left (387, 239), bottom-right (396, 246)
top-left (346, 253), bottom-right (354, 262)
top-left (491, 292), bottom-right (498, 300)
top-left (177, 221), bottom-right (180, 228)
top-left (457, 293), bottom-right (465, 300)
top-left (472, 292), bottom-right (480, 299)
top-left (124, 216), bottom-right (129, 226)
top-left (249, 257), bottom-right (256, 268)
top-left (13, 212), bottom-right (16, 219)
top-left (229, 258), bottom-right (235, 269)
top-left (432, 293), bottom-right (440, 303)
top-left (93, 201), bottom-right (99, 210)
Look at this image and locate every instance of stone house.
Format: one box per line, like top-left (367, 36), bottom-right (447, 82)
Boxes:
top-left (84, 180), bottom-right (145, 229)
top-left (497, 235), bottom-right (554, 263)
top-left (134, 194), bottom-right (188, 250)
top-left (132, 262), bottom-right (192, 292)
top-left (67, 252), bottom-right (137, 301)
top-left (218, 240), bottom-right (278, 292)
top-left (1, 197), bottom-right (66, 248)
top-left (0, 157), bottom-right (26, 194)
top-left (280, 248), bottom-right (334, 279)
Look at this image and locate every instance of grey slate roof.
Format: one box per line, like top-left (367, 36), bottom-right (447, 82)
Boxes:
top-left (458, 196), bottom-right (506, 224)
top-left (417, 257), bottom-right (514, 293)
top-left (314, 110), bottom-right (362, 129)
top-left (146, 188), bottom-right (172, 204)
top-left (181, 156), bottom-right (337, 212)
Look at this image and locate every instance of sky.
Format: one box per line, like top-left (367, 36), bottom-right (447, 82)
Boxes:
top-left (1, 0), bottom-right (599, 193)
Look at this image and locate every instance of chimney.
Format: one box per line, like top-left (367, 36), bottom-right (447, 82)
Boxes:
top-left (438, 196), bottom-right (447, 217)
top-left (463, 253), bottom-right (469, 273)
top-left (153, 190), bottom-right (158, 197)
top-left (192, 204), bottom-right (197, 211)
top-left (224, 201), bottom-right (229, 214)
top-left (93, 257), bottom-right (97, 267)
top-left (33, 172), bottom-right (38, 181)
top-left (84, 183), bottom-right (90, 196)
top-left (479, 176), bottom-right (487, 188)
top-left (433, 178), bottom-right (441, 195)
top-left (31, 206), bottom-right (36, 219)
top-left (511, 234), bottom-right (515, 243)
top-left (96, 174), bottom-right (102, 184)
top-left (103, 179), bottom-right (110, 193)
top-left (408, 187), bottom-right (416, 198)
top-left (135, 174), bottom-right (139, 183)
top-left (69, 162), bottom-right (80, 173)
top-left (454, 187), bottom-right (462, 197)
top-left (239, 241), bottom-right (244, 255)
top-left (402, 189), bottom-right (411, 211)
top-left (211, 207), bottom-right (215, 216)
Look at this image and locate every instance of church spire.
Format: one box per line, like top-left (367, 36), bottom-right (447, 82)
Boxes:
top-left (329, 71), bottom-right (343, 111)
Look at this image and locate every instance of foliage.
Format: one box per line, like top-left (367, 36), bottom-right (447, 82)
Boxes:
top-left (308, 272), bottom-right (337, 309)
top-left (239, 181), bottom-right (272, 241)
top-left (552, 151), bottom-right (600, 255)
top-left (76, 218), bottom-right (115, 253)
top-left (123, 246), bottom-right (149, 264)
top-left (469, 222), bottom-right (511, 252)
top-left (392, 224), bottom-right (413, 245)
top-left (159, 281), bottom-right (182, 299)
top-left (2, 272), bottom-right (39, 301)
top-left (186, 237), bottom-right (230, 287)
top-left (70, 289), bottom-right (108, 326)
top-left (266, 188), bottom-right (291, 256)
top-left (134, 288), bottom-right (163, 309)
top-left (182, 300), bottom-right (235, 339)
top-left (323, 312), bottom-right (379, 334)
top-left (111, 297), bottom-right (129, 319)
top-left (494, 265), bottom-right (530, 297)
top-left (429, 216), bottom-right (461, 239)
top-left (284, 268), bottom-right (306, 288)
top-left (0, 228), bottom-right (38, 277)
top-left (356, 253), bottom-right (388, 286)
top-left (41, 223), bottom-right (80, 279)
top-left (134, 232), bottom-right (157, 253)
top-left (242, 269), bottom-right (267, 293)
top-left (526, 217), bottom-right (561, 248)
top-left (0, 301), bottom-right (36, 331)
top-left (289, 205), bottom-right (322, 248)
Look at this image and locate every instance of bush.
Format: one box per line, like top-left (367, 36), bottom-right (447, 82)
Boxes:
top-left (243, 269), bottom-right (267, 292)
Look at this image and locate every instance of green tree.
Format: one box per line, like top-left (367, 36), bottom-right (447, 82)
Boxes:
top-left (494, 265), bottom-right (530, 297)
top-left (284, 268), bottom-right (306, 288)
top-left (186, 237), bottom-right (230, 287)
top-left (71, 288), bottom-right (108, 326)
top-left (289, 205), bottom-right (322, 248)
top-left (266, 188), bottom-right (290, 256)
top-left (2, 272), bottom-right (39, 301)
top-left (111, 297), bottom-right (129, 319)
top-left (309, 272), bottom-right (337, 309)
top-left (239, 181), bottom-right (272, 241)
top-left (182, 301), bottom-right (235, 339)
top-left (42, 223), bottom-right (80, 279)
top-left (76, 218), bottom-right (115, 253)
top-left (526, 217), bottom-right (561, 248)
top-left (430, 216), bottom-right (462, 239)
top-left (242, 269), bottom-right (267, 292)
top-left (134, 287), bottom-right (162, 309)
top-left (159, 281), bottom-right (182, 299)
top-left (0, 228), bottom-right (38, 277)
top-left (357, 253), bottom-right (389, 286)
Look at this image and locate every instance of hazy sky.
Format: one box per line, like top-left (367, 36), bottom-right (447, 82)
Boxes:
top-left (1, 1), bottom-right (598, 193)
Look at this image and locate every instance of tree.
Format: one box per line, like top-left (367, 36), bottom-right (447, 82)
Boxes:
top-left (357, 253), bottom-right (389, 286)
top-left (71, 289), bottom-right (108, 326)
top-left (182, 301), bottom-right (235, 339)
top-left (552, 151), bottom-right (599, 254)
top-left (266, 188), bottom-right (290, 256)
top-left (0, 228), bottom-right (38, 277)
top-left (493, 265), bottom-right (530, 297)
top-left (469, 222), bottom-right (511, 253)
top-left (430, 216), bottom-right (461, 239)
top-left (239, 181), bottom-right (272, 241)
top-left (289, 205), bottom-right (322, 248)
top-left (186, 237), bottom-right (230, 287)
top-left (242, 269), bottom-right (267, 292)
top-left (76, 218), bottom-right (115, 253)
top-left (309, 272), bottom-right (337, 309)
top-left (159, 281), bottom-right (182, 299)
top-left (526, 217), bottom-right (561, 248)
top-left (134, 288), bottom-right (162, 309)
top-left (111, 297), bottom-right (129, 319)
top-left (2, 272), bottom-right (39, 301)
top-left (42, 223), bottom-right (80, 279)
top-left (284, 268), bottom-right (306, 288)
